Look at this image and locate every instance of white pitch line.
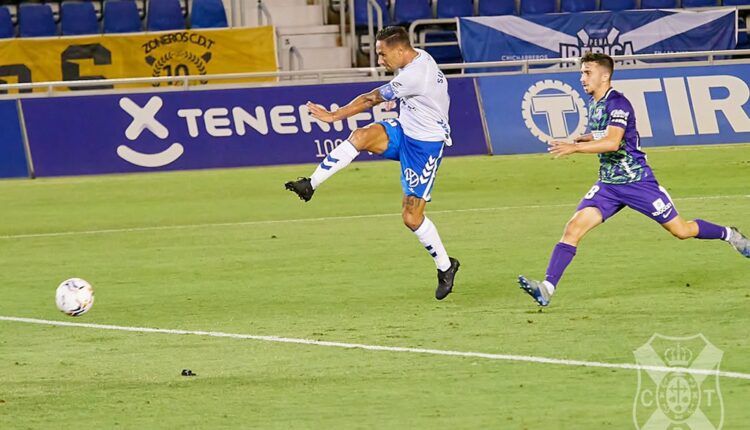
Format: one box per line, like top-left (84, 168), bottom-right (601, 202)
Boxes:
top-left (1, 316), bottom-right (748, 380)
top-left (0, 194), bottom-right (747, 240)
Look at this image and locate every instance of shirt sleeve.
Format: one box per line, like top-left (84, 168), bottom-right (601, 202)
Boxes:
top-left (377, 67), bottom-right (424, 101)
top-left (606, 98), bottom-right (633, 130)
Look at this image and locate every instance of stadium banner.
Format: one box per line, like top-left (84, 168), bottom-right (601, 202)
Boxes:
top-left (0, 26), bottom-right (277, 92)
top-left (20, 78), bottom-right (487, 177)
top-left (458, 9), bottom-right (737, 64)
top-left (0, 100), bottom-right (30, 178)
top-left (477, 63), bottom-right (750, 155)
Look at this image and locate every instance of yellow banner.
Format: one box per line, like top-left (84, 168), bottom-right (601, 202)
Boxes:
top-left (0, 26), bottom-right (277, 91)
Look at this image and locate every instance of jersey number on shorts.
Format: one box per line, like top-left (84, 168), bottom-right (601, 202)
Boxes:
top-left (584, 185), bottom-right (600, 200)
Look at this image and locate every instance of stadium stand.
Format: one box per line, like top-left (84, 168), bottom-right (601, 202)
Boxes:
top-left (103, 0), bottom-right (142, 33)
top-left (560, 0), bottom-right (598, 12)
top-left (394, 0), bottom-right (432, 24)
top-left (478, 0), bottom-right (516, 15)
top-left (0, 5), bottom-right (13, 38)
top-left (521, 0), bottom-right (557, 15)
top-left (640, 0), bottom-right (678, 8)
top-left (354, 0), bottom-right (390, 26)
top-left (599, 0), bottom-right (637, 11)
top-left (18, 3), bottom-right (56, 37)
top-left (190, 0), bottom-right (227, 28)
top-left (61, 1), bottom-right (99, 35)
top-left (146, 0), bottom-right (185, 31)
top-left (437, 0), bottom-right (474, 18)
top-left (681, 0), bottom-right (719, 6)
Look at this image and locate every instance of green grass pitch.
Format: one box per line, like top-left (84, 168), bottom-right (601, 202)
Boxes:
top-left (0, 144), bottom-right (748, 429)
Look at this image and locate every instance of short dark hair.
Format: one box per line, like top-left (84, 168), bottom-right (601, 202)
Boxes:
top-left (376, 26), bottom-right (411, 47)
top-left (580, 52), bottom-right (614, 78)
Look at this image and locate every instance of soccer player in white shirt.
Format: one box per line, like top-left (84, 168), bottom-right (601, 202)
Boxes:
top-left (285, 26), bottom-right (460, 300)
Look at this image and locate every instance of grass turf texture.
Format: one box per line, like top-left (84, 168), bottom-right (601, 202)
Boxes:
top-left (0, 144), bottom-right (748, 429)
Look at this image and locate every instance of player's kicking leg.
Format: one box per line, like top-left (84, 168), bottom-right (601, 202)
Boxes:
top-left (285, 123), bottom-right (389, 201)
top-left (661, 217), bottom-right (750, 258)
top-left (519, 206), bottom-right (603, 306)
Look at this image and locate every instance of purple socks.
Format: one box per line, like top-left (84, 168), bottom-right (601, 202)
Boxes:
top-left (695, 219), bottom-right (728, 240)
top-left (545, 242), bottom-right (577, 287)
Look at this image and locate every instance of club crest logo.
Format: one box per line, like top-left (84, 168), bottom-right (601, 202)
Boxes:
top-left (404, 168), bottom-right (420, 188)
top-left (521, 80), bottom-right (587, 143)
top-left (141, 31), bottom-right (215, 86)
top-left (633, 334), bottom-right (724, 430)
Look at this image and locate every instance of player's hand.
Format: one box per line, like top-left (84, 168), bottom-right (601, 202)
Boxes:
top-left (307, 101), bottom-right (336, 123)
top-left (548, 140), bottom-right (578, 158)
top-left (383, 100), bottom-right (397, 111)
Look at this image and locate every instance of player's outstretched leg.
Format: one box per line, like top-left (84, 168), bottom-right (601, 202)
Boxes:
top-left (662, 218), bottom-right (750, 258)
top-left (518, 207), bottom-right (602, 306)
top-left (285, 125), bottom-right (388, 202)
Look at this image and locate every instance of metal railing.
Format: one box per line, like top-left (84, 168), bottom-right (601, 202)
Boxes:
top-left (1, 50), bottom-right (749, 98)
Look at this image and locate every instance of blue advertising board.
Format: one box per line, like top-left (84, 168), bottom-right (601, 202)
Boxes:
top-left (459, 9), bottom-right (737, 63)
top-left (0, 100), bottom-right (29, 178)
top-left (20, 78), bottom-right (487, 177)
top-left (478, 63), bottom-right (750, 154)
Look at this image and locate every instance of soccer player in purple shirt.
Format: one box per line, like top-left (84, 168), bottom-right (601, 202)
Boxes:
top-left (518, 52), bottom-right (750, 307)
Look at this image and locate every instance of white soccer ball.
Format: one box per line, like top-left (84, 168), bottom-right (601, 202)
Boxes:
top-left (55, 278), bottom-right (95, 316)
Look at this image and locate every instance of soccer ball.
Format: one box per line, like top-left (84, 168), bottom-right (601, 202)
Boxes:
top-left (55, 278), bottom-right (95, 316)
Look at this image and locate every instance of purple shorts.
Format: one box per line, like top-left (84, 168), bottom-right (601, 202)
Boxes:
top-left (577, 179), bottom-right (679, 224)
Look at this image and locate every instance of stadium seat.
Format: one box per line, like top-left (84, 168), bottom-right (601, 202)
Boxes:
top-left (354, 0), bottom-right (390, 26)
top-left (424, 30), bottom-right (462, 63)
top-left (0, 6), bottom-right (12, 38)
top-left (394, 0), bottom-right (432, 24)
top-left (191, 0), bottom-right (228, 28)
top-left (521, 0), bottom-right (556, 14)
top-left (681, 0), bottom-right (717, 6)
top-left (18, 3), bottom-right (56, 37)
top-left (600, 0), bottom-right (636, 10)
top-left (722, 0), bottom-right (750, 5)
top-left (739, 17), bottom-right (749, 49)
top-left (640, 0), bottom-right (677, 7)
top-left (104, 0), bottom-right (141, 33)
top-left (478, 0), bottom-right (516, 15)
top-left (61, 2), bottom-right (99, 36)
top-left (147, 0), bottom-right (185, 31)
top-left (560, 0), bottom-right (597, 12)
top-left (437, 0), bottom-right (474, 18)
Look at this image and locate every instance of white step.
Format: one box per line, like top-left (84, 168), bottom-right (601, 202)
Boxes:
top-left (269, 0), bottom-right (309, 6)
top-left (277, 25), bottom-right (340, 52)
top-left (280, 46), bottom-right (351, 71)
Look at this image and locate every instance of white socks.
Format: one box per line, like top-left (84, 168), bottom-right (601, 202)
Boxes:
top-left (542, 281), bottom-right (556, 296)
top-left (413, 217), bottom-right (451, 271)
top-left (724, 227), bottom-right (733, 242)
top-left (310, 141), bottom-right (360, 189)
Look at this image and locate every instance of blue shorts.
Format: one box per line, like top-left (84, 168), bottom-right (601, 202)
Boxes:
top-left (577, 179), bottom-right (679, 224)
top-left (377, 119), bottom-right (445, 202)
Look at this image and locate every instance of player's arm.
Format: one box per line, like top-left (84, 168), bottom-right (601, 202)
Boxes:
top-left (306, 88), bottom-right (385, 123)
top-left (548, 126), bottom-right (624, 158)
top-left (573, 133), bottom-right (594, 143)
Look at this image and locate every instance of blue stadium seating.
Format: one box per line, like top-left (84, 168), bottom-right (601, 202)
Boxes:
top-left (425, 30), bottom-right (462, 63)
top-left (355, 0), bottom-right (390, 26)
top-left (640, 0), bottom-right (677, 8)
top-left (61, 2), bottom-right (99, 36)
top-left (394, 0), bottom-right (432, 24)
top-left (739, 17), bottom-right (749, 49)
top-left (722, 0), bottom-right (750, 5)
top-left (478, 0), bottom-right (516, 15)
top-left (104, 0), bottom-right (142, 33)
top-left (521, 0), bottom-right (556, 15)
top-left (147, 0), bottom-right (185, 31)
top-left (19, 4), bottom-right (57, 37)
top-left (437, 0), bottom-right (474, 18)
top-left (681, 0), bottom-right (717, 6)
top-left (0, 6), bottom-right (12, 38)
top-left (560, 0), bottom-right (597, 12)
top-left (600, 0), bottom-right (636, 10)
top-left (191, 0), bottom-right (228, 28)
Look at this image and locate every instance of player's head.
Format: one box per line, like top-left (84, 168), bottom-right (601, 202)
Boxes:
top-left (579, 52), bottom-right (614, 96)
top-left (376, 26), bottom-right (414, 72)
